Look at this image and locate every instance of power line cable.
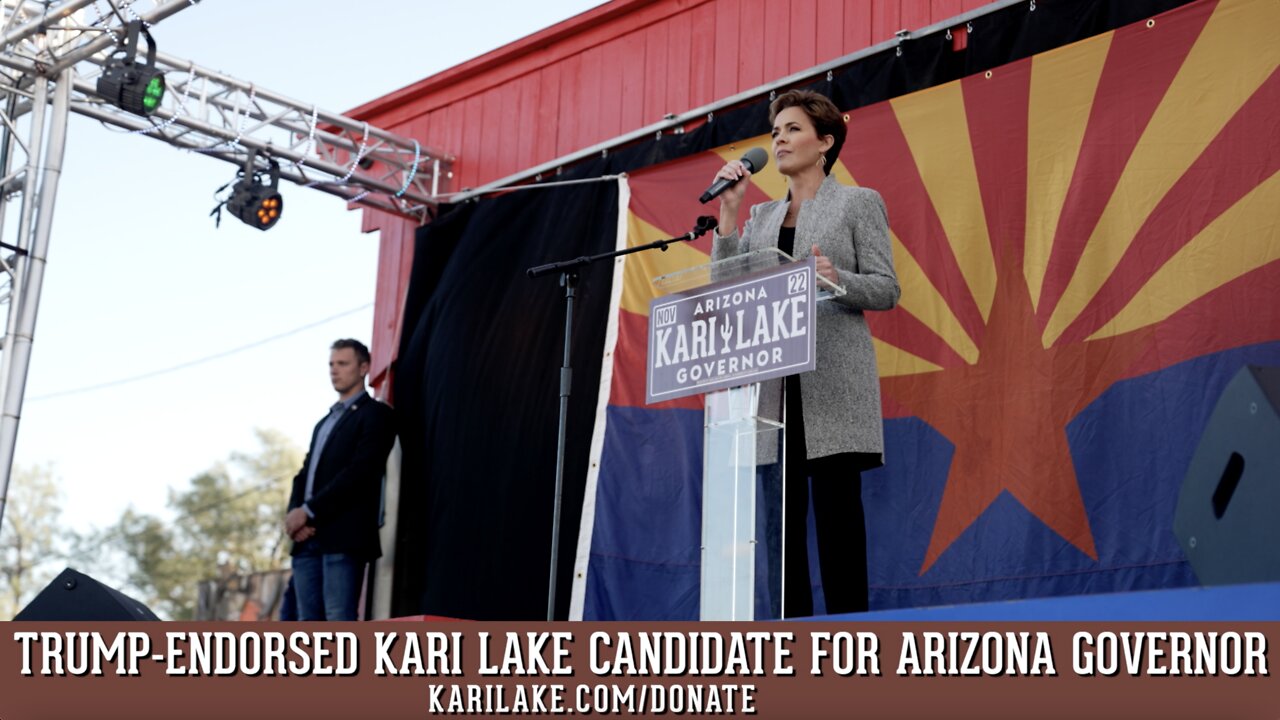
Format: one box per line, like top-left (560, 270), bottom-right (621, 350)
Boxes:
top-left (28, 302), bottom-right (373, 401)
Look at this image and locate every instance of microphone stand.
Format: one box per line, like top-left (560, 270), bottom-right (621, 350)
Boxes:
top-left (527, 214), bottom-right (719, 621)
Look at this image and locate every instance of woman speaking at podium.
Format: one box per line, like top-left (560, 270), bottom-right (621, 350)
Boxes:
top-left (711, 89), bottom-right (900, 616)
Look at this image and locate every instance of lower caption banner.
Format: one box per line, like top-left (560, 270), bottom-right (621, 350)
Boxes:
top-left (1, 622), bottom-right (1276, 718)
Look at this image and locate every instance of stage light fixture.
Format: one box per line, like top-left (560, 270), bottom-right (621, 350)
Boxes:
top-left (95, 21), bottom-right (165, 117)
top-left (212, 150), bottom-right (284, 230)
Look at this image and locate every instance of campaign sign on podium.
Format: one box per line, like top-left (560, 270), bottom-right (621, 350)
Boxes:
top-left (646, 256), bottom-right (817, 405)
top-left (647, 251), bottom-right (835, 620)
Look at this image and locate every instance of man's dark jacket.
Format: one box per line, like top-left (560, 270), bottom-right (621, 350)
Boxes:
top-left (288, 392), bottom-right (396, 560)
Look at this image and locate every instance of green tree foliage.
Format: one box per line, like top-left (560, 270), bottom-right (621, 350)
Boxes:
top-left (0, 465), bottom-right (64, 619)
top-left (100, 429), bottom-right (301, 620)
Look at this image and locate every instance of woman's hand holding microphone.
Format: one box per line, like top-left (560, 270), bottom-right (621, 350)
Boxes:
top-left (715, 159), bottom-right (751, 236)
top-left (714, 160), bottom-right (752, 207)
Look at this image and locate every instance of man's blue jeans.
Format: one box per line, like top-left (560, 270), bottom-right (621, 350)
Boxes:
top-left (291, 542), bottom-right (365, 621)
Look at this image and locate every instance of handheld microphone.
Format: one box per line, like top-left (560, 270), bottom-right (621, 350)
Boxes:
top-left (699, 147), bottom-right (769, 204)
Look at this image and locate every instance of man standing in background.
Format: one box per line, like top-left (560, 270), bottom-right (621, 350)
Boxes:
top-left (285, 339), bottom-right (396, 620)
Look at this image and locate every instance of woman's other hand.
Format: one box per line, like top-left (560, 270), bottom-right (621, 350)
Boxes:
top-left (812, 244), bottom-right (839, 285)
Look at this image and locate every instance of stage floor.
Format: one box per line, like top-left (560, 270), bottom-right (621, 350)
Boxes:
top-left (818, 582), bottom-right (1280, 621)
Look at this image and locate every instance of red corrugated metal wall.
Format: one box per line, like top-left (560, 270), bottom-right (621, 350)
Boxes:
top-left (353, 0), bottom-right (996, 388)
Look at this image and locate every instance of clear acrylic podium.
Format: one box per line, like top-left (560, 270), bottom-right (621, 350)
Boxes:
top-left (653, 248), bottom-right (845, 620)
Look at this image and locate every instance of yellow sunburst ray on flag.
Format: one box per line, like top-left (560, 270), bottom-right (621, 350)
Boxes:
top-left (891, 81), bottom-right (998, 323)
top-left (619, 213), bottom-right (711, 316)
top-left (837, 161), bottom-right (979, 365)
top-left (1025, 31), bottom-right (1113, 313)
top-left (1043, 0), bottom-right (1280, 348)
top-left (875, 337), bottom-right (943, 377)
top-left (830, 159), bottom-right (857, 189)
top-left (1087, 169), bottom-right (1280, 341)
top-left (889, 230), bottom-right (980, 364)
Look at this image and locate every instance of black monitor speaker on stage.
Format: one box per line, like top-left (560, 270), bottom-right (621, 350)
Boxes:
top-left (13, 568), bottom-right (160, 621)
top-left (1174, 365), bottom-right (1280, 586)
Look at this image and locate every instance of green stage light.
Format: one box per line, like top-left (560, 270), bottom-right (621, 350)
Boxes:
top-left (141, 74), bottom-right (164, 113)
top-left (96, 21), bottom-right (165, 117)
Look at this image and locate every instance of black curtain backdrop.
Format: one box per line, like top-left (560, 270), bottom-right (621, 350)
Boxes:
top-left (388, 0), bottom-right (1197, 619)
top-left (393, 181), bottom-right (619, 620)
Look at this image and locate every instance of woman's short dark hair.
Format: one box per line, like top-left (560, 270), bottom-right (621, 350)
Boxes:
top-left (768, 89), bottom-right (846, 174)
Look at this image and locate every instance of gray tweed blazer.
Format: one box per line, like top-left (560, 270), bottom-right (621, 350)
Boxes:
top-left (712, 173), bottom-right (900, 460)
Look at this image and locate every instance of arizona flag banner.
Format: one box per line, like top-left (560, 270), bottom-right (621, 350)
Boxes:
top-left (571, 0), bottom-right (1280, 620)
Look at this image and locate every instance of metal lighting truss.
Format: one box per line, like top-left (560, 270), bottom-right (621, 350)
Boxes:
top-left (0, 0), bottom-right (455, 530)
top-left (71, 50), bottom-right (453, 219)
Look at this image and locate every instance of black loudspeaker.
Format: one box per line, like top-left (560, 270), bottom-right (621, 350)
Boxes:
top-left (13, 568), bottom-right (160, 621)
top-left (1174, 365), bottom-right (1280, 585)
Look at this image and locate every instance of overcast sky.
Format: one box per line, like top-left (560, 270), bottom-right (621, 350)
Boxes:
top-left (13, 0), bottom-right (603, 534)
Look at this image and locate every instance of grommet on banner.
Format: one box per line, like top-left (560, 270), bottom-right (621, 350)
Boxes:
top-left (985, 70), bottom-right (993, 79)
top-left (843, 114), bottom-right (850, 122)
top-left (1147, 18), bottom-right (1156, 28)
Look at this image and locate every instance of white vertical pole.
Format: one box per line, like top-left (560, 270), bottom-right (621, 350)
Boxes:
top-left (0, 68), bottom-right (70, 531)
top-left (0, 75), bottom-right (46, 533)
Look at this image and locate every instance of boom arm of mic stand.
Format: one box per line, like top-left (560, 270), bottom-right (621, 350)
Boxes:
top-left (526, 215), bottom-right (717, 278)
